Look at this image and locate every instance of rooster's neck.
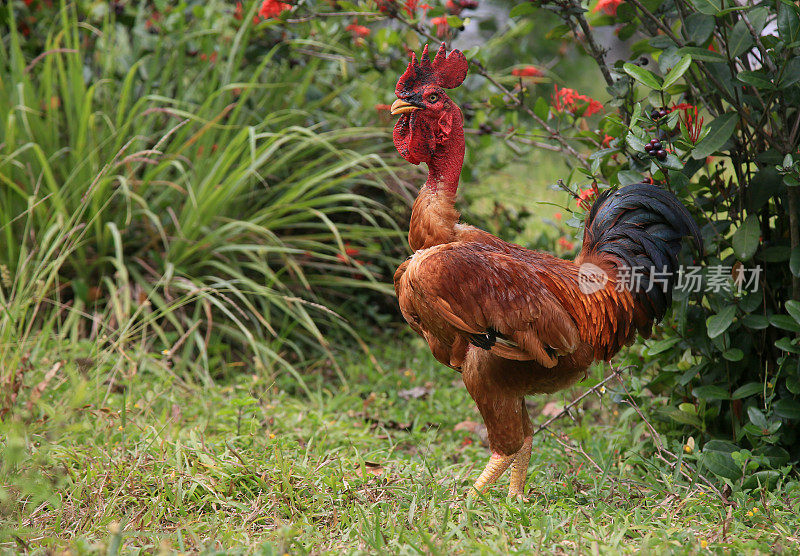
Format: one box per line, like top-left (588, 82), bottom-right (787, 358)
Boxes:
top-left (424, 122), bottom-right (464, 195)
top-left (408, 187), bottom-right (461, 251)
top-left (408, 113), bottom-right (464, 251)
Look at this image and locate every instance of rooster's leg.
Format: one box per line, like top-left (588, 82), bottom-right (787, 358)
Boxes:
top-left (508, 435), bottom-right (532, 498)
top-left (508, 399), bottom-right (533, 498)
top-left (471, 453), bottom-right (515, 493)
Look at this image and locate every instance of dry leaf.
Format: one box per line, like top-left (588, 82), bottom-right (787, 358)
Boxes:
top-left (541, 401), bottom-right (563, 418)
top-left (398, 386), bottom-right (431, 400)
top-left (454, 420), bottom-right (489, 446)
top-left (354, 461), bottom-right (384, 478)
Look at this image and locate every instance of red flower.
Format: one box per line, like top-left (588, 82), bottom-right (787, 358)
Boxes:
top-left (554, 212), bottom-right (562, 220)
top-left (447, 0), bottom-right (478, 13)
top-left (431, 16), bottom-right (449, 38)
top-left (601, 134), bottom-right (613, 147)
top-left (419, 2), bottom-right (433, 12)
top-left (234, 2), bottom-right (243, 20)
top-left (593, 0), bottom-right (622, 15)
top-left (558, 237), bottom-right (575, 250)
top-left (512, 66), bottom-right (542, 77)
top-left (552, 85), bottom-right (603, 117)
top-left (576, 182), bottom-right (599, 209)
top-left (405, 0), bottom-right (418, 16)
top-left (678, 104), bottom-right (704, 143)
top-left (375, 104), bottom-right (391, 111)
top-left (259, 0), bottom-right (291, 19)
top-left (346, 23), bottom-right (371, 38)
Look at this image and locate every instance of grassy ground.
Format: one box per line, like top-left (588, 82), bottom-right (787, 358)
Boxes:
top-left (2, 335), bottom-right (799, 554)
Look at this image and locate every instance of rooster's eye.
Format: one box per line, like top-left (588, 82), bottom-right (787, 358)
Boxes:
top-left (428, 94), bottom-right (439, 103)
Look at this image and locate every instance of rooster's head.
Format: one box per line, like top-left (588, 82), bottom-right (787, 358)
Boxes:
top-left (391, 43), bottom-right (468, 165)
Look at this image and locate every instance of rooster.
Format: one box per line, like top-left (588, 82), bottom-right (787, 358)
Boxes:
top-left (390, 44), bottom-right (702, 498)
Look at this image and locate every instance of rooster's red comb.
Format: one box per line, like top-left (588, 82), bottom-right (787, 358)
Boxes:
top-left (395, 43), bottom-right (468, 96)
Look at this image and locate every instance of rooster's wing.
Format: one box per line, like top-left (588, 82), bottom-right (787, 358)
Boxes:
top-left (395, 242), bottom-right (582, 369)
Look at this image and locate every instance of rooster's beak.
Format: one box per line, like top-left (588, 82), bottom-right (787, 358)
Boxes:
top-left (390, 99), bottom-right (420, 115)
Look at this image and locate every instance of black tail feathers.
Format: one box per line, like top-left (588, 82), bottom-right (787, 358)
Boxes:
top-left (580, 183), bottom-right (703, 326)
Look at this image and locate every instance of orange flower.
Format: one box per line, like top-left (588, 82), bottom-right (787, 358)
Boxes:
top-left (346, 23), bottom-right (371, 38)
top-left (259, 0), bottom-right (291, 19)
top-left (558, 237), bottom-right (575, 250)
top-left (554, 212), bottom-right (562, 220)
top-left (576, 183), bottom-right (599, 209)
top-left (375, 104), bottom-right (391, 110)
top-left (601, 134), bottom-right (613, 147)
top-left (552, 85), bottom-right (603, 117)
top-left (512, 66), bottom-right (542, 77)
top-left (593, 0), bottom-right (622, 15)
top-left (431, 16), bottom-right (449, 38)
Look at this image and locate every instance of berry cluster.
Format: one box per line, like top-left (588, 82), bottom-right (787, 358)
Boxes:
top-left (650, 107), bottom-right (669, 120)
top-left (644, 139), bottom-right (667, 160)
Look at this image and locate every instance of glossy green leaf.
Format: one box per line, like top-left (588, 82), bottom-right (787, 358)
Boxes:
top-left (691, 0), bottom-right (722, 16)
top-left (707, 305), bottom-right (736, 338)
top-left (701, 450), bottom-right (742, 480)
top-left (723, 348), bottom-right (744, 361)
top-left (622, 63), bottom-right (663, 90)
top-left (509, 3), bottom-right (538, 17)
top-left (791, 247), bottom-right (800, 277)
top-left (728, 21), bottom-right (754, 58)
top-left (732, 382), bottom-right (763, 399)
top-left (770, 314), bottom-right (800, 332)
top-left (774, 399), bottom-right (800, 420)
top-left (786, 300), bottom-right (800, 324)
top-left (737, 71), bottom-right (774, 90)
top-left (743, 314), bottom-right (769, 329)
top-left (692, 112), bottom-right (739, 159)
top-left (775, 336), bottom-right (800, 353)
top-left (693, 384), bottom-right (730, 400)
top-left (686, 13), bottom-right (715, 45)
top-left (662, 55), bottom-right (692, 89)
top-left (732, 214), bottom-right (760, 260)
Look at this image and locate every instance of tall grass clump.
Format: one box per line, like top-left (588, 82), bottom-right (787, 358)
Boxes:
top-left (0, 3), bottom-right (405, 380)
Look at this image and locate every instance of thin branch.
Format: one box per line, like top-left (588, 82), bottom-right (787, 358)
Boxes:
top-left (532, 365), bottom-right (632, 438)
top-left (469, 61), bottom-right (591, 168)
top-left (285, 11), bottom-right (382, 23)
top-left (568, 2), bottom-right (614, 87)
top-left (614, 372), bottom-right (727, 502)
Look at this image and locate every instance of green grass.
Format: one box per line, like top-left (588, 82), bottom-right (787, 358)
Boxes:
top-left (2, 336), bottom-right (798, 554)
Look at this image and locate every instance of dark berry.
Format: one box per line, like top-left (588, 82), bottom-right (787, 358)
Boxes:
top-left (659, 109), bottom-right (668, 117)
top-left (644, 144), bottom-right (653, 152)
top-left (652, 141), bottom-right (662, 150)
top-left (656, 150), bottom-right (667, 160)
top-left (650, 110), bottom-right (660, 120)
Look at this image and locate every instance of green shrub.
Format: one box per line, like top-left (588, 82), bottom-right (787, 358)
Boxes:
top-left (507, 0), bottom-right (800, 474)
top-left (0, 3), bottom-right (404, 377)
